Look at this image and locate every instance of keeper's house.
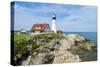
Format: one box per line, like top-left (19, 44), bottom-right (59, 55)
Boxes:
top-left (32, 23), bottom-right (50, 33)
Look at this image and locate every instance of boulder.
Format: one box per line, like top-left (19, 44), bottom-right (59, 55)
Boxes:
top-left (66, 34), bottom-right (85, 42)
top-left (53, 51), bottom-right (81, 63)
top-left (22, 56), bottom-right (32, 65)
top-left (31, 53), bottom-right (47, 64)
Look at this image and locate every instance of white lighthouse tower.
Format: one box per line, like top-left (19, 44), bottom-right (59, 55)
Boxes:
top-left (51, 14), bottom-right (57, 33)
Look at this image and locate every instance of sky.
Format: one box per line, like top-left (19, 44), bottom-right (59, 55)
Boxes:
top-left (13, 1), bottom-right (97, 32)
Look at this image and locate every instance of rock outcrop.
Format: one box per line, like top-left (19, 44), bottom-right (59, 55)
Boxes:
top-left (65, 34), bottom-right (96, 51)
top-left (15, 34), bottom-right (96, 65)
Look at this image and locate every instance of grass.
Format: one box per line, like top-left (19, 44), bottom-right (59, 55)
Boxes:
top-left (14, 34), bottom-right (35, 56)
top-left (13, 33), bottom-right (63, 57)
top-left (14, 34), bottom-right (33, 41)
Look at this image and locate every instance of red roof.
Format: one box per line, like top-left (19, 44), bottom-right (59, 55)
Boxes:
top-left (32, 24), bottom-right (49, 31)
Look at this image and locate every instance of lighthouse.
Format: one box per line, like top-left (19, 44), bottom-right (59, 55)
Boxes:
top-left (51, 14), bottom-right (57, 33)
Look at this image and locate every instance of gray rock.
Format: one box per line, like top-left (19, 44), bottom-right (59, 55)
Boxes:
top-left (22, 56), bottom-right (32, 65)
top-left (31, 53), bottom-right (48, 64)
top-left (20, 34), bottom-right (96, 65)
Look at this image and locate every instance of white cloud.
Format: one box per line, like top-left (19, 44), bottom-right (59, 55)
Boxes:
top-left (14, 3), bottom-right (97, 32)
top-left (57, 6), bottom-right (97, 32)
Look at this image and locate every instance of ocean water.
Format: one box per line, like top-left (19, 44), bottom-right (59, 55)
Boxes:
top-left (64, 32), bottom-right (97, 44)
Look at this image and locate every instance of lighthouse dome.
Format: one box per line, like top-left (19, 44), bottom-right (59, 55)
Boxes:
top-left (52, 14), bottom-right (56, 19)
top-left (52, 14), bottom-right (56, 17)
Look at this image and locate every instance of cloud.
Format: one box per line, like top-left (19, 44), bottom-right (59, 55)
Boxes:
top-left (57, 6), bottom-right (97, 32)
top-left (14, 2), bottom-right (97, 32)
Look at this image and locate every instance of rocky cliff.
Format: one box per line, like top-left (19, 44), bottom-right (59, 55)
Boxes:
top-left (14, 33), bottom-right (97, 65)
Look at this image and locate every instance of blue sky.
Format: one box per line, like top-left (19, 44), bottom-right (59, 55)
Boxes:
top-left (13, 1), bottom-right (97, 32)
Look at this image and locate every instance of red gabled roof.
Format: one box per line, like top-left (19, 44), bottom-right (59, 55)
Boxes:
top-left (32, 23), bottom-right (49, 31)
